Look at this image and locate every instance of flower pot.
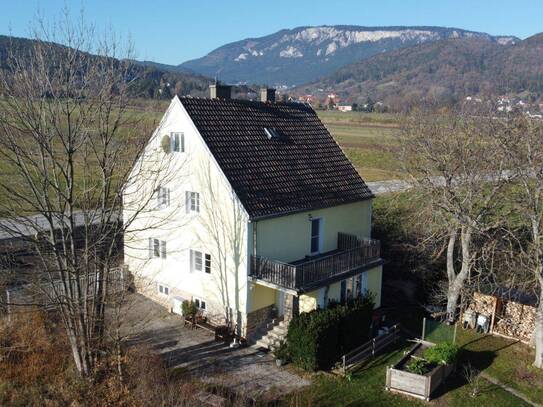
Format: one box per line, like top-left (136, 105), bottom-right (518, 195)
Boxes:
top-left (276, 359), bottom-right (284, 367)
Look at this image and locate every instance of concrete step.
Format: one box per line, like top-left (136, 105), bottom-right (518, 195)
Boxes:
top-left (255, 335), bottom-right (283, 350)
top-left (250, 317), bottom-right (289, 349)
top-left (268, 330), bottom-right (287, 341)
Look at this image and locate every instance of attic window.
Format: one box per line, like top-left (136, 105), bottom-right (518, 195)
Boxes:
top-left (264, 127), bottom-right (282, 140)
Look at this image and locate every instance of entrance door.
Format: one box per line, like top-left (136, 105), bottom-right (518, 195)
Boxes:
top-left (340, 280), bottom-right (347, 303)
top-left (277, 291), bottom-right (285, 317)
top-left (310, 218), bottom-right (323, 254)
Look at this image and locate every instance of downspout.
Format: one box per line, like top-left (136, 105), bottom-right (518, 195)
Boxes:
top-left (252, 220), bottom-right (257, 258)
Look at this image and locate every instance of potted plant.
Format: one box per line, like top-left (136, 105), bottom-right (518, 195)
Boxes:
top-left (274, 340), bottom-right (289, 367)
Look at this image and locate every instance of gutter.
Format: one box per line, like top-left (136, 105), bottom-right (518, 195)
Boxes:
top-left (248, 195), bottom-right (374, 222)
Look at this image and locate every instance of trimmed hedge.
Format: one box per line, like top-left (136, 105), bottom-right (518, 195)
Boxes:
top-left (287, 295), bottom-right (374, 371)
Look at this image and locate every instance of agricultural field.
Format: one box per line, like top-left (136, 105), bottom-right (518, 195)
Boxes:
top-left (0, 103), bottom-right (401, 211)
top-left (317, 110), bottom-right (403, 181)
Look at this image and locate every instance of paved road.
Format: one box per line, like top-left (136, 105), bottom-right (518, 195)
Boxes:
top-left (367, 179), bottom-right (412, 195)
top-left (367, 170), bottom-right (514, 196)
top-left (0, 209), bottom-right (119, 241)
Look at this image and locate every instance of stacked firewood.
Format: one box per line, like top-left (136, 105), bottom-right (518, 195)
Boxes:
top-left (469, 292), bottom-right (495, 316)
top-left (494, 301), bottom-right (536, 342)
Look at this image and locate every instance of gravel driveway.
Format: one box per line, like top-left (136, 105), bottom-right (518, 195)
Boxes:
top-left (120, 294), bottom-right (310, 399)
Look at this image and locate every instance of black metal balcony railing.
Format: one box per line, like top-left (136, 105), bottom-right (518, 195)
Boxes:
top-left (250, 233), bottom-right (380, 291)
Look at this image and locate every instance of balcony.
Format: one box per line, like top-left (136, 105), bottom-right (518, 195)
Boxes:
top-left (250, 233), bottom-right (381, 292)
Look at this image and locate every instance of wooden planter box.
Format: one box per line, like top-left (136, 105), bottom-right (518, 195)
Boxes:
top-left (385, 342), bottom-right (454, 401)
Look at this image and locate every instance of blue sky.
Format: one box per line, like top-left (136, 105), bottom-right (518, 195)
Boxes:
top-left (1, 0), bottom-right (542, 65)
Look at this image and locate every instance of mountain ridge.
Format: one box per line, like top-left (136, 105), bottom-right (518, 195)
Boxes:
top-left (295, 33), bottom-right (543, 109)
top-left (0, 34), bottom-right (212, 99)
top-left (177, 25), bottom-right (519, 86)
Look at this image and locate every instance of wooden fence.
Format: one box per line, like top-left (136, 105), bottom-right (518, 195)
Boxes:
top-left (341, 323), bottom-right (400, 375)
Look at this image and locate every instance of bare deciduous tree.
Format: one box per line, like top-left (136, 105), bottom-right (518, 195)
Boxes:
top-left (400, 107), bottom-right (509, 322)
top-left (0, 13), bottom-right (176, 378)
top-left (498, 114), bottom-right (543, 368)
top-left (197, 161), bottom-right (247, 335)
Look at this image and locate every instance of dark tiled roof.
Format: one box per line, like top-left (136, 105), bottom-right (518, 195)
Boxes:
top-left (179, 97), bottom-right (373, 219)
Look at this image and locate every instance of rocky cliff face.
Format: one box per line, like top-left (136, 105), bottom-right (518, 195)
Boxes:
top-left (179, 25), bottom-right (517, 86)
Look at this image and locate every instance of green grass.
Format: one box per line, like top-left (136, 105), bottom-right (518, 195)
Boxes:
top-left (456, 329), bottom-right (543, 405)
top-left (292, 303), bottom-right (540, 406)
top-left (317, 111), bottom-right (403, 182)
top-left (317, 110), bottom-right (399, 126)
top-left (291, 339), bottom-right (529, 406)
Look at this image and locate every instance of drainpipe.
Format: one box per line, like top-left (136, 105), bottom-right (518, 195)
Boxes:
top-left (252, 220), bottom-right (257, 258)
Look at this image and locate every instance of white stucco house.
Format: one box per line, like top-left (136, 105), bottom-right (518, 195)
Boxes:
top-left (123, 85), bottom-right (383, 342)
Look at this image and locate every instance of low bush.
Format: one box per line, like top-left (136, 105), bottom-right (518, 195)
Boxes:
top-left (287, 295), bottom-right (374, 371)
top-left (424, 342), bottom-right (460, 365)
top-left (273, 340), bottom-right (290, 361)
top-left (182, 300), bottom-right (198, 319)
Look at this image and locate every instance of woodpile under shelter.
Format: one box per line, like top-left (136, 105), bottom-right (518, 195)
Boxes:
top-left (466, 288), bottom-right (538, 345)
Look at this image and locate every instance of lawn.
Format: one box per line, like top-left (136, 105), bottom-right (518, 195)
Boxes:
top-left (404, 311), bottom-right (543, 405)
top-left (456, 329), bottom-right (543, 405)
top-left (291, 338), bottom-right (529, 406)
top-left (317, 110), bottom-right (403, 182)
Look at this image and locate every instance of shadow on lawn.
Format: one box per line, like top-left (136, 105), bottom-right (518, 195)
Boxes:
top-left (351, 338), bottom-right (411, 374)
top-left (432, 342), bottom-right (501, 399)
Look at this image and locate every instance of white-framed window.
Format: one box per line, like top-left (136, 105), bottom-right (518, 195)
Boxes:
top-left (156, 186), bottom-right (170, 209)
top-left (310, 218), bottom-right (323, 254)
top-left (148, 238), bottom-right (167, 259)
top-left (185, 191), bottom-right (200, 213)
top-left (190, 250), bottom-right (211, 274)
top-left (157, 283), bottom-right (169, 296)
top-left (194, 297), bottom-right (206, 310)
top-left (170, 132), bottom-right (185, 153)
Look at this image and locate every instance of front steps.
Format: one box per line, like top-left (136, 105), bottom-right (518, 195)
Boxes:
top-left (251, 319), bottom-right (288, 351)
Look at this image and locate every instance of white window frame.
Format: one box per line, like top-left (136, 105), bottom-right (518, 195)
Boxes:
top-left (193, 297), bottom-right (206, 310)
top-left (185, 191), bottom-right (200, 213)
top-left (157, 283), bottom-right (170, 296)
top-left (149, 238), bottom-right (167, 259)
top-left (156, 186), bottom-right (170, 209)
top-left (170, 132), bottom-right (185, 153)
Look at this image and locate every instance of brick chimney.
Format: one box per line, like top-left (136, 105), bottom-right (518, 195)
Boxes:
top-left (259, 87), bottom-right (276, 103)
top-left (209, 83), bottom-right (232, 100)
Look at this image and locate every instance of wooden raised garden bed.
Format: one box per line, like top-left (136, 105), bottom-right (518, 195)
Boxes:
top-left (385, 341), bottom-right (454, 401)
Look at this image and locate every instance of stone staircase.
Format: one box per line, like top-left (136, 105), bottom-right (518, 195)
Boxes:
top-left (251, 319), bottom-right (288, 351)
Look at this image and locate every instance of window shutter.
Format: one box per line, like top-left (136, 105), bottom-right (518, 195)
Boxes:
top-left (190, 249), bottom-right (194, 272)
top-left (169, 133), bottom-right (175, 152)
top-left (167, 188), bottom-right (171, 207)
top-left (185, 191), bottom-right (190, 213)
top-left (161, 241), bottom-right (167, 259)
top-left (181, 133), bottom-right (185, 152)
top-left (148, 238), bottom-right (153, 259)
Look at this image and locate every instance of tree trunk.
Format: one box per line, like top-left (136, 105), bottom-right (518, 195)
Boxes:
top-left (445, 226), bottom-right (472, 323)
top-left (534, 257), bottom-right (543, 369)
top-left (535, 295), bottom-right (543, 369)
top-left (446, 283), bottom-right (463, 323)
